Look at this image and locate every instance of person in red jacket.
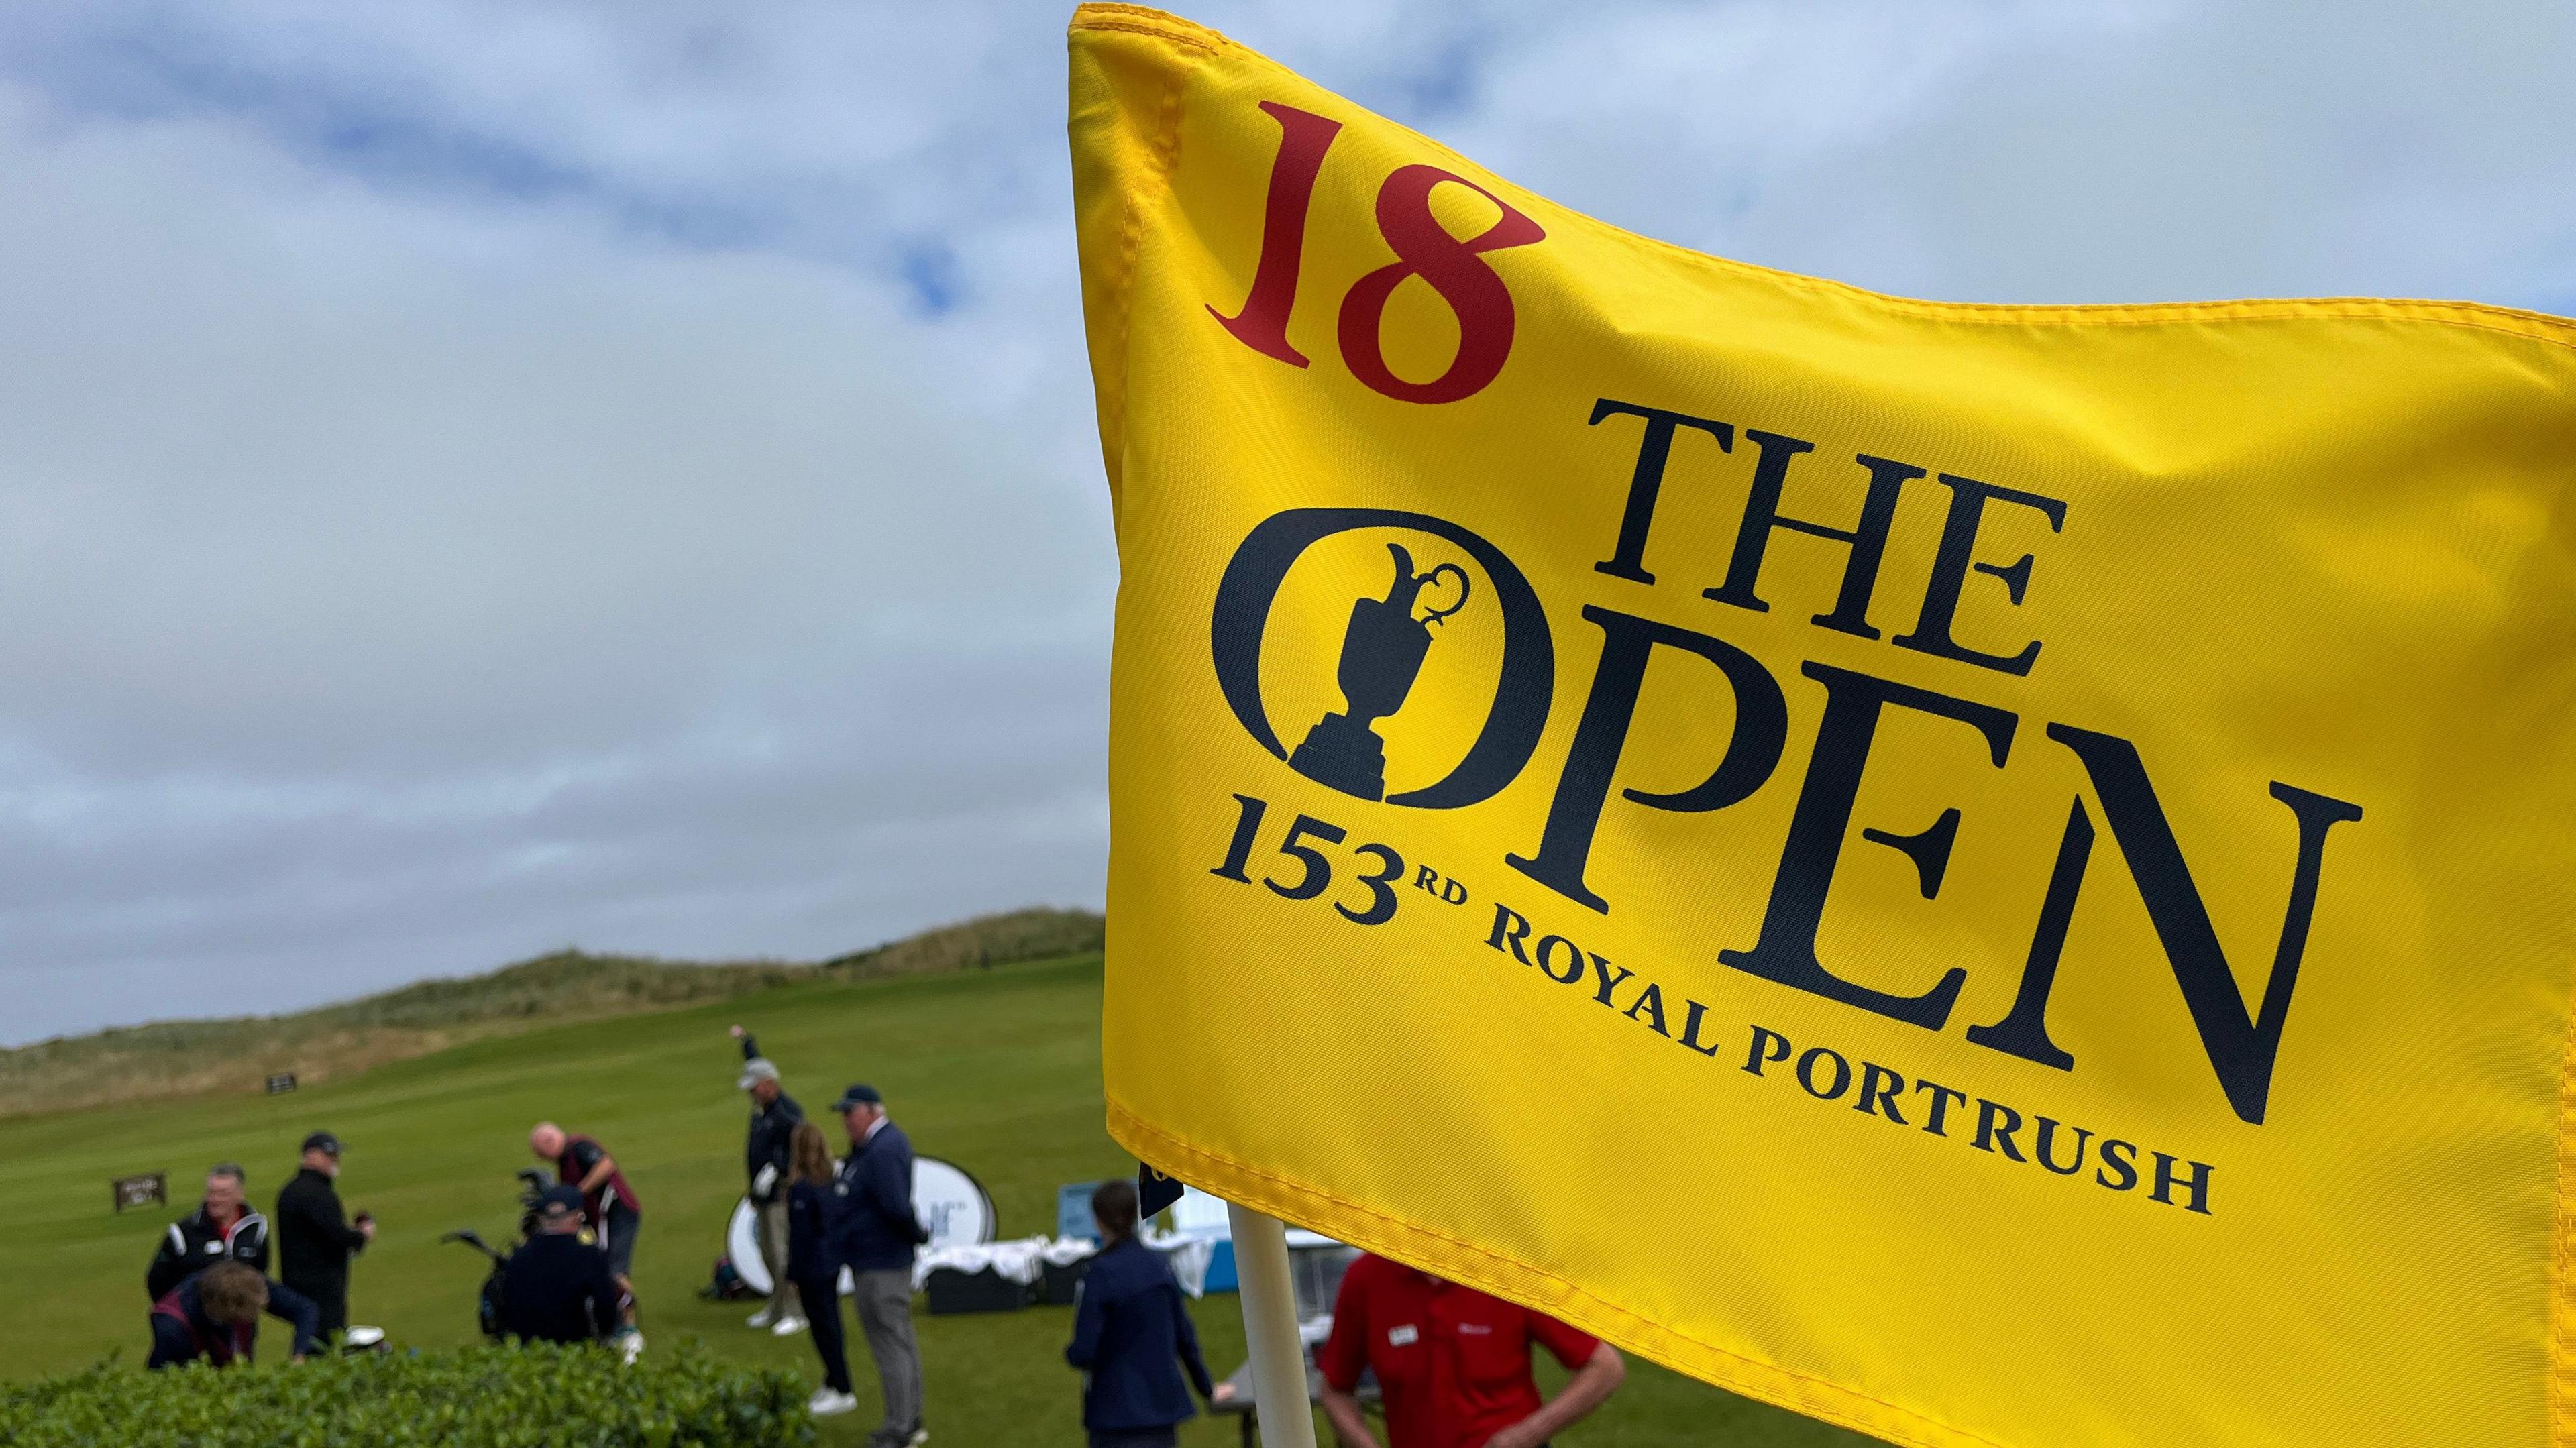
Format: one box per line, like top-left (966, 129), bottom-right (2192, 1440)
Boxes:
top-left (1318, 1254), bottom-right (1624, 1448)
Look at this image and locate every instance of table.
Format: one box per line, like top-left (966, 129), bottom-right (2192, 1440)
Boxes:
top-left (1209, 1356), bottom-right (1378, 1447)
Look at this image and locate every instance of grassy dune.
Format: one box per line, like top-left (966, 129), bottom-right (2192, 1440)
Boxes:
top-left (0, 908), bottom-right (1104, 1117)
top-left (1, 952), bottom-right (1870, 1446)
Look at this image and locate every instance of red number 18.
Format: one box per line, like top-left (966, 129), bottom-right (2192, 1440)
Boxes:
top-left (1207, 101), bottom-right (1546, 405)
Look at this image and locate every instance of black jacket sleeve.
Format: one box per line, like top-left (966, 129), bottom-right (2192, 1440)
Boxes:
top-left (740, 1033), bottom-right (761, 1061)
top-left (146, 1225), bottom-right (189, 1301)
top-left (290, 1186), bottom-right (366, 1254)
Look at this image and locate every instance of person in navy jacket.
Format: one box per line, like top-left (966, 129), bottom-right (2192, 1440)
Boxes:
top-left (1065, 1178), bottom-right (1214, 1448)
top-left (147, 1260), bottom-right (322, 1370)
top-left (786, 1120), bottom-right (859, 1418)
top-left (830, 1082), bottom-right (930, 1448)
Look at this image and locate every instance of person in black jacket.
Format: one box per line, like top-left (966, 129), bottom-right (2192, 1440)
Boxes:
top-left (498, 1186), bottom-right (635, 1346)
top-left (830, 1083), bottom-right (930, 1448)
top-left (274, 1131), bottom-right (373, 1339)
top-left (1065, 1179), bottom-right (1213, 1448)
top-left (785, 1120), bottom-right (858, 1418)
top-left (148, 1260), bottom-right (322, 1370)
top-left (729, 1024), bottom-right (805, 1334)
top-left (146, 1163), bottom-right (270, 1301)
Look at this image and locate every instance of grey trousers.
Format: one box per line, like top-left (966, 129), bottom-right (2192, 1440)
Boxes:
top-left (753, 1200), bottom-right (794, 1316)
top-left (854, 1268), bottom-right (922, 1437)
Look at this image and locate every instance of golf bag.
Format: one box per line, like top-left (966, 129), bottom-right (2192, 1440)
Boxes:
top-left (441, 1168), bottom-right (634, 1344)
top-left (439, 1168), bottom-right (554, 1341)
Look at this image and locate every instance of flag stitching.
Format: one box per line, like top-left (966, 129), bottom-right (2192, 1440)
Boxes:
top-left (2553, 966), bottom-right (2576, 1447)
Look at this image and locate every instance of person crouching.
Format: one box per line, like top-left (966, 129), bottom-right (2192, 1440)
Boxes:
top-left (148, 1260), bottom-right (321, 1370)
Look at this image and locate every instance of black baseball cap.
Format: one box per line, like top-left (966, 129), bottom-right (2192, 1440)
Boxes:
top-left (832, 1083), bottom-right (883, 1111)
top-left (301, 1131), bottom-right (342, 1157)
top-left (538, 1184), bottom-right (586, 1215)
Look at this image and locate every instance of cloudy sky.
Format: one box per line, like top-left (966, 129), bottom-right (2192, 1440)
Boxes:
top-left (0, 1), bottom-right (2567, 1044)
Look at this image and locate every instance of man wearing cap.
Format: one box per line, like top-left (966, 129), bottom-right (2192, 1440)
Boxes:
top-left (730, 1023), bottom-right (806, 1335)
top-left (830, 1083), bottom-right (930, 1448)
top-left (275, 1131), bottom-right (374, 1341)
top-left (498, 1186), bottom-right (636, 1347)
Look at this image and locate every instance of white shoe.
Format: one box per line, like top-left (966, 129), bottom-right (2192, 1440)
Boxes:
top-left (770, 1315), bottom-right (808, 1337)
top-left (807, 1389), bottom-right (859, 1417)
top-left (616, 1330), bottom-right (645, 1366)
top-left (746, 1306), bottom-right (777, 1329)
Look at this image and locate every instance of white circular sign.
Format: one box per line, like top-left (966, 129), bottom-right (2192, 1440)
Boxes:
top-left (913, 1156), bottom-right (996, 1249)
top-left (725, 1155), bottom-right (996, 1298)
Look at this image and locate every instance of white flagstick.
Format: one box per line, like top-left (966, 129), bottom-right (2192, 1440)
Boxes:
top-left (1228, 1201), bottom-right (1320, 1448)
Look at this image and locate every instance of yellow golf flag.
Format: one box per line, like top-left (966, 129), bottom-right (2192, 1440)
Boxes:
top-left (1067, 7), bottom-right (2576, 1444)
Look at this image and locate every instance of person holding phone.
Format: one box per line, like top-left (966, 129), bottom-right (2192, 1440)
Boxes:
top-left (274, 1131), bottom-right (372, 1341)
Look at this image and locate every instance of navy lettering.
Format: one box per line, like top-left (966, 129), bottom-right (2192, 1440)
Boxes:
top-left (1485, 903), bottom-right (1532, 964)
top-left (1745, 1025), bottom-right (1792, 1076)
top-left (2049, 724), bottom-right (2363, 1125)
top-left (1535, 934), bottom-right (1587, 985)
top-left (2096, 1139), bottom-right (2139, 1192)
top-left (1624, 982), bottom-right (1670, 1036)
top-left (1915, 1080), bottom-right (1968, 1137)
top-left (1589, 399), bottom-right (1733, 586)
top-left (1706, 440), bottom-right (1915, 642)
top-left (1587, 954), bottom-right (1635, 1007)
top-left (2034, 1118), bottom-right (2092, 1176)
top-left (1890, 471), bottom-right (2067, 677)
top-left (1856, 1062), bottom-right (1909, 1123)
top-left (1680, 1001), bottom-right (1727, 1058)
top-left (1719, 662), bottom-right (2015, 1027)
top-left (1796, 1046), bottom-right (1852, 1101)
top-left (1973, 1099), bottom-right (2027, 1161)
top-left (1509, 606), bottom-right (1786, 913)
top-left (2151, 1153), bottom-right (2216, 1215)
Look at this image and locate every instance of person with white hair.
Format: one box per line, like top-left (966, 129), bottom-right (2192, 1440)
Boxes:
top-left (729, 1023), bottom-right (806, 1335)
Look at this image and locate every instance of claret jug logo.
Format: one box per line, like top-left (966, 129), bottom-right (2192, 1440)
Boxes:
top-left (1210, 508), bottom-right (1555, 809)
top-left (1286, 542), bottom-right (1470, 799)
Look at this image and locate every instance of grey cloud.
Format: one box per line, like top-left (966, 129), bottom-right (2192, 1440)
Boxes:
top-left (0, 0), bottom-right (2568, 1042)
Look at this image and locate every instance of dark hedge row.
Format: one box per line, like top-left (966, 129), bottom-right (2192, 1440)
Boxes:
top-left (0, 1343), bottom-right (815, 1448)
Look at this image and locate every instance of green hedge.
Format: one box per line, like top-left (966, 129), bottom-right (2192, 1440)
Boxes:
top-left (0, 1343), bottom-right (816, 1448)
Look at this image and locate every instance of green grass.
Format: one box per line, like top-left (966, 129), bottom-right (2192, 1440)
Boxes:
top-left (0, 954), bottom-right (1873, 1447)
